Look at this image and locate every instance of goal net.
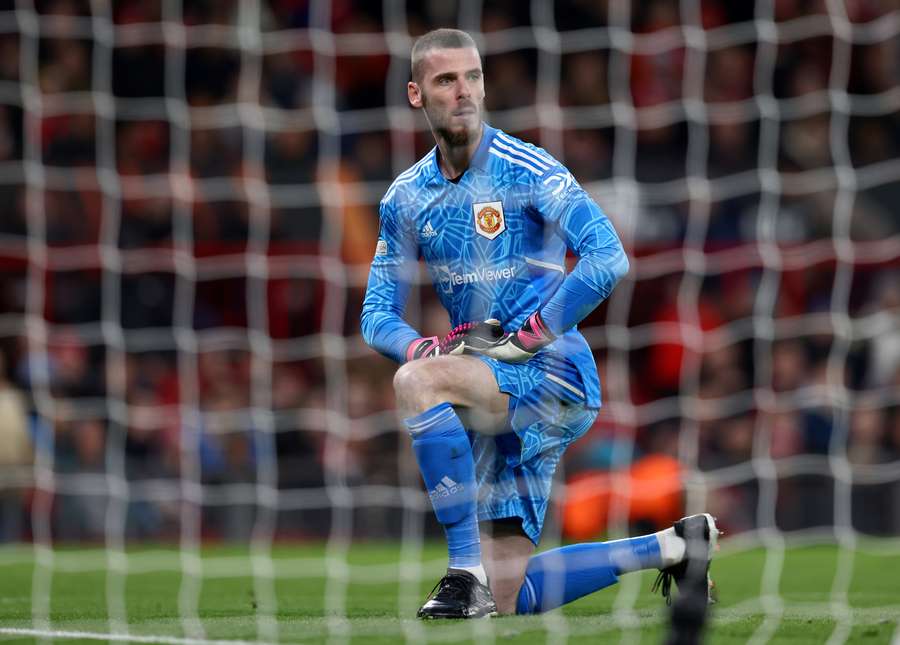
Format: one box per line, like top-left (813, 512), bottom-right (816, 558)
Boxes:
top-left (0, 0), bottom-right (898, 642)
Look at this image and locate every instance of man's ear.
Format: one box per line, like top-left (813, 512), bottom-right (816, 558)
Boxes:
top-left (408, 81), bottom-right (423, 109)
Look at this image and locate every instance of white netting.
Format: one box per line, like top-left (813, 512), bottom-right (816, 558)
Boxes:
top-left (0, 0), bottom-right (898, 643)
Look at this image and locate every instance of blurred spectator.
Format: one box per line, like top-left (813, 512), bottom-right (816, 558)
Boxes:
top-left (47, 331), bottom-right (104, 399)
top-left (484, 51), bottom-right (537, 112)
top-left (700, 413), bottom-right (755, 470)
top-left (40, 38), bottom-right (91, 94)
top-left (768, 411), bottom-right (805, 459)
top-left (43, 113), bottom-right (96, 167)
top-left (347, 132), bottom-right (394, 183)
top-left (45, 186), bottom-right (101, 245)
top-left (266, 129), bottom-right (321, 241)
top-left (771, 339), bottom-right (808, 393)
top-left (54, 416), bottom-right (108, 541)
top-left (561, 51), bottom-right (609, 109)
top-left (705, 47), bottom-right (753, 105)
top-left (266, 129), bottom-right (316, 186)
top-left (563, 128), bottom-right (612, 182)
top-left (117, 121), bottom-right (169, 176)
top-left (0, 34), bottom-right (20, 84)
top-left (708, 119), bottom-right (756, 176)
top-left (119, 198), bottom-right (173, 249)
top-left (699, 342), bottom-right (750, 401)
top-left (0, 353), bottom-right (30, 542)
top-left (0, 354), bottom-right (31, 465)
top-left (0, 186), bottom-right (26, 237)
top-left (848, 403), bottom-right (889, 464)
top-left (642, 280), bottom-right (724, 400)
top-left (863, 271), bottom-right (900, 389)
top-left (191, 127), bottom-right (242, 179)
top-left (262, 51), bottom-right (312, 110)
top-left (192, 198), bottom-right (249, 243)
top-left (849, 400), bottom-right (895, 535)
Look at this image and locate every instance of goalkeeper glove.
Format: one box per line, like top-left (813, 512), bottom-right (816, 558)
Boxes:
top-left (440, 312), bottom-right (555, 363)
top-left (405, 336), bottom-right (441, 361)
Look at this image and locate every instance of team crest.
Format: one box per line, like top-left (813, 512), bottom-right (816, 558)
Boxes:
top-left (472, 201), bottom-right (505, 240)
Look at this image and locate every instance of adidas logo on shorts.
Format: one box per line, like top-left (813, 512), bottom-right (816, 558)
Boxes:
top-left (421, 221), bottom-right (438, 239)
top-left (429, 476), bottom-right (462, 500)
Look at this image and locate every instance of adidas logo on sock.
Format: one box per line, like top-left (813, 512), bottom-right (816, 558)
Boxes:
top-left (429, 476), bottom-right (462, 500)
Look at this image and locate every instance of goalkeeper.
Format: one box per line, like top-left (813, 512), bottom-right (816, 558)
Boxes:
top-left (361, 28), bottom-right (717, 618)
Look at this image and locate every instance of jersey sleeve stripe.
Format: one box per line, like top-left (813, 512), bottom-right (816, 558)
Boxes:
top-left (495, 131), bottom-right (554, 164)
top-left (488, 147), bottom-right (543, 175)
top-left (545, 373), bottom-right (585, 400)
top-left (524, 256), bottom-right (566, 273)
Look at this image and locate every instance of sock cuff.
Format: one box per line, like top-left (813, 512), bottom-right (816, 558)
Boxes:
top-left (404, 402), bottom-right (458, 437)
top-left (516, 575), bottom-right (537, 614)
top-left (655, 527), bottom-right (685, 567)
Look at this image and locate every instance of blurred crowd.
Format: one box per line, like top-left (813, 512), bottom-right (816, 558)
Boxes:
top-left (0, 0), bottom-right (898, 543)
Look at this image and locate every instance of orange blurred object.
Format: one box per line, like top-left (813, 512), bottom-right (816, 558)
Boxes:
top-left (561, 454), bottom-right (684, 541)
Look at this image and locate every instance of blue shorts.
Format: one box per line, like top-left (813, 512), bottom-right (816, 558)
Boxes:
top-left (470, 352), bottom-right (599, 545)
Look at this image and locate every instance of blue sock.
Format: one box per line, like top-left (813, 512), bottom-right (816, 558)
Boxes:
top-left (406, 402), bottom-right (480, 569)
top-left (516, 534), bottom-right (662, 614)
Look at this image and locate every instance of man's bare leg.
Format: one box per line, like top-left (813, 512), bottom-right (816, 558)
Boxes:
top-left (480, 519), bottom-right (536, 614)
top-left (393, 355), bottom-right (509, 429)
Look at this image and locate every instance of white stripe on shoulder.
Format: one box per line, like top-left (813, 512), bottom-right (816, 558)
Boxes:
top-left (491, 138), bottom-right (550, 170)
top-left (546, 373), bottom-right (585, 400)
top-left (495, 131), bottom-right (554, 163)
top-left (488, 147), bottom-right (543, 176)
top-left (524, 256), bottom-right (566, 273)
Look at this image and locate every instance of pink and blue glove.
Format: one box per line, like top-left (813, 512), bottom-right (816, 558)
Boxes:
top-left (405, 336), bottom-right (441, 361)
top-left (440, 312), bottom-right (555, 363)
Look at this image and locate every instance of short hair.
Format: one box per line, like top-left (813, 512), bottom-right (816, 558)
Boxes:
top-left (410, 28), bottom-right (480, 84)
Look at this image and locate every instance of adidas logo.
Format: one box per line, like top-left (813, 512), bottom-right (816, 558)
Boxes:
top-left (421, 221), bottom-right (438, 239)
top-left (429, 476), bottom-right (462, 500)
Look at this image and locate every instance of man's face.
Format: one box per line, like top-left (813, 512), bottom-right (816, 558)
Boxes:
top-left (409, 47), bottom-right (484, 146)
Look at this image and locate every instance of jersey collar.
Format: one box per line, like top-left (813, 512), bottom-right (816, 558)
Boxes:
top-left (468, 122), bottom-right (497, 171)
top-left (429, 122), bottom-right (497, 182)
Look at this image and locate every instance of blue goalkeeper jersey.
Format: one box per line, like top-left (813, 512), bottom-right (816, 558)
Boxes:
top-left (361, 124), bottom-right (629, 407)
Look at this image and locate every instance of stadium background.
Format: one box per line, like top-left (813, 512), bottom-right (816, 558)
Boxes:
top-left (0, 0), bottom-right (897, 570)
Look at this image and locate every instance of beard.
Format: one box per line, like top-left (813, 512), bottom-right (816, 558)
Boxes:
top-left (436, 124), bottom-right (473, 146)
top-left (422, 92), bottom-right (481, 146)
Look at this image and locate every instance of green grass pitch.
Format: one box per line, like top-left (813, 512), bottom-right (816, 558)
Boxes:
top-left (0, 541), bottom-right (898, 644)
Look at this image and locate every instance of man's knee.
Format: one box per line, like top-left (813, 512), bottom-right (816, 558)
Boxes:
top-left (393, 355), bottom-right (506, 419)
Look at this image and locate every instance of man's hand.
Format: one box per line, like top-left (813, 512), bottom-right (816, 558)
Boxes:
top-left (406, 336), bottom-right (441, 361)
top-left (440, 312), bottom-right (555, 363)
